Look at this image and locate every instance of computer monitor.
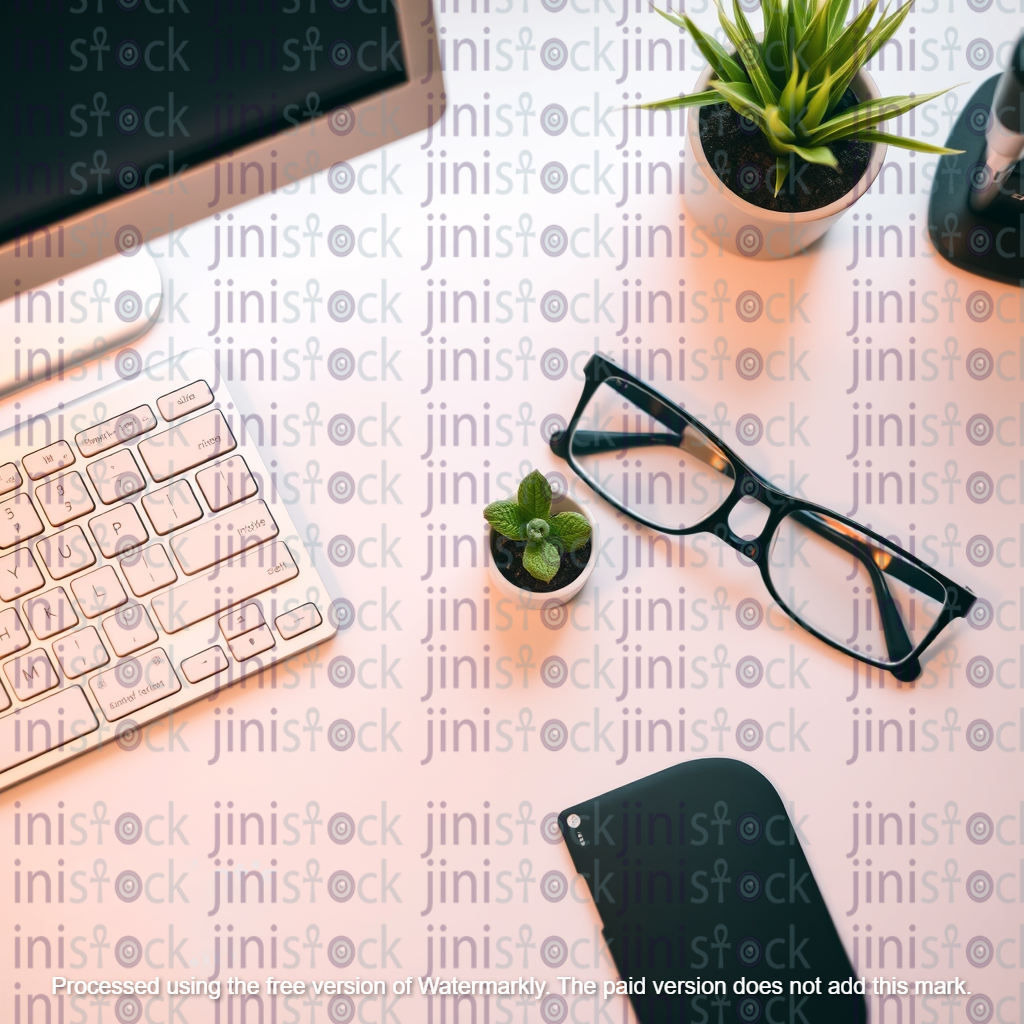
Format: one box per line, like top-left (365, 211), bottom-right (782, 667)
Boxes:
top-left (3, 0), bottom-right (441, 301)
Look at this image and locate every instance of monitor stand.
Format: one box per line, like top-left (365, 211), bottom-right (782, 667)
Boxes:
top-left (0, 249), bottom-right (163, 399)
top-left (929, 74), bottom-right (1024, 286)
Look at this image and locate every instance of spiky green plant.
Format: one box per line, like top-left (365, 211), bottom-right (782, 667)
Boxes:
top-left (484, 470), bottom-right (592, 583)
top-left (649, 0), bottom-right (961, 195)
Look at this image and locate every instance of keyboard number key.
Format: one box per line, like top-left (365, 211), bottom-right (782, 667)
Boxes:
top-left (35, 472), bottom-right (95, 527)
top-left (0, 548), bottom-right (45, 601)
top-left (0, 493), bottom-right (44, 549)
top-left (4, 649), bottom-right (59, 699)
top-left (102, 602), bottom-right (159, 658)
top-left (120, 544), bottom-right (177, 597)
top-left (52, 626), bottom-right (110, 679)
top-left (88, 450), bottom-right (146, 505)
top-left (24, 588), bottom-right (79, 639)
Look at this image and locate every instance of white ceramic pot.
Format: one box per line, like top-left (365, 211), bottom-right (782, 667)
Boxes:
top-left (685, 66), bottom-right (886, 259)
top-left (487, 495), bottom-right (599, 610)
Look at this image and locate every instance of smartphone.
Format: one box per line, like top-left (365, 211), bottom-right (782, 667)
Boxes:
top-left (559, 758), bottom-right (867, 1024)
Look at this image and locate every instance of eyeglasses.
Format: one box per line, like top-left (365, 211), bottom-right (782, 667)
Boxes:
top-left (549, 354), bottom-right (977, 682)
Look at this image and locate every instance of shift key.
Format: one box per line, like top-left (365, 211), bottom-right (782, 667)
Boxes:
top-left (137, 410), bottom-right (236, 482)
top-left (150, 540), bottom-right (298, 632)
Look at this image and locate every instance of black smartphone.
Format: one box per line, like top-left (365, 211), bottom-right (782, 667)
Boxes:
top-left (559, 758), bottom-right (867, 1024)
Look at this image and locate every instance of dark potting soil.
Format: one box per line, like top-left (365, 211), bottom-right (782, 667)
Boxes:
top-left (698, 88), bottom-right (872, 214)
top-left (491, 532), bottom-right (593, 594)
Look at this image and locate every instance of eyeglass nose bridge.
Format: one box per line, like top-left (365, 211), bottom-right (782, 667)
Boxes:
top-left (713, 473), bottom-right (782, 561)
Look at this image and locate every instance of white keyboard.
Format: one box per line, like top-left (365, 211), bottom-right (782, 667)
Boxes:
top-left (0, 348), bottom-right (337, 791)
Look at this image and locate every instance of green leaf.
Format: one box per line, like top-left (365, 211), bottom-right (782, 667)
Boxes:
top-left (865, 0), bottom-right (913, 63)
top-left (766, 105), bottom-right (797, 142)
top-left (710, 79), bottom-right (769, 131)
top-left (806, 88), bottom-right (950, 145)
top-left (760, 0), bottom-right (790, 89)
top-left (664, 11), bottom-right (747, 83)
top-left (800, 66), bottom-right (833, 132)
top-left (548, 511), bottom-right (593, 552)
top-left (773, 157), bottom-right (790, 196)
top-left (778, 59), bottom-right (801, 124)
top-left (825, 0), bottom-right (853, 46)
top-left (848, 130), bottom-right (965, 155)
top-left (805, 0), bottom-right (877, 91)
top-left (786, 143), bottom-right (839, 166)
top-left (483, 500), bottom-right (527, 540)
top-left (718, 1), bottom-right (779, 105)
top-left (793, 0), bottom-right (831, 70)
top-left (641, 90), bottom-right (722, 111)
top-left (522, 540), bottom-right (561, 583)
top-left (517, 470), bottom-right (552, 520)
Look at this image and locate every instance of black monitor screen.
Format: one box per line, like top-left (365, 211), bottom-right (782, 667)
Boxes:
top-left (5, 0), bottom-right (408, 245)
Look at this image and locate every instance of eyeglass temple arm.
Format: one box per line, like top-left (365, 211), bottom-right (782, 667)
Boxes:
top-left (789, 510), bottom-right (921, 681)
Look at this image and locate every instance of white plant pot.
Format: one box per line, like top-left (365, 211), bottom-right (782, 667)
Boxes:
top-left (487, 495), bottom-right (599, 610)
top-left (685, 66), bottom-right (886, 259)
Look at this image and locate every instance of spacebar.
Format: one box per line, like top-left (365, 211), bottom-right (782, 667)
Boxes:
top-left (150, 541), bottom-right (298, 633)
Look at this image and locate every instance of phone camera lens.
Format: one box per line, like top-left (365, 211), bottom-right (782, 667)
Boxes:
top-left (567, 813), bottom-right (581, 828)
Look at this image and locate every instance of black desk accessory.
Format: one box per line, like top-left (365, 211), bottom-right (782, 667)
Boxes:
top-left (930, 38), bottom-right (1024, 284)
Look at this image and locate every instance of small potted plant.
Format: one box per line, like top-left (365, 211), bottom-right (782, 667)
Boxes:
top-left (649, 0), bottom-right (961, 257)
top-left (484, 470), bottom-right (598, 609)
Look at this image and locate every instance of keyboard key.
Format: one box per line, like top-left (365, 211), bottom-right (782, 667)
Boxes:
top-left (181, 645), bottom-right (229, 683)
top-left (196, 456), bottom-right (258, 512)
top-left (87, 449), bottom-right (146, 505)
top-left (120, 544), bottom-right (177, 597)
top-left (0, 685), bottom-right (98, 773)
top-left (0, 685), bottom-right (8, 713)
top-left (24, 588), bottom-right (78, 639)
top-left (36, 526), bottom-right (97, 580)
top-left (228, 623), bottom-right (276, 661)
top-left (138, 410), bottom-right (237, 482)
top-left (0, 463), bottom-right (23, 495)
top-left (35, 471), bottom-right (95, 527)
top-left (142, 479), bottom-right (203, 536)
top-left (71, 566), bottom-right (128, 618)
top-left (52, 626), bottom-right (110, 679)
top-left (171, 500), bottom-right (277, 576)
top-left (102, 602), bottom-right (159, 658)
top-left (0, 608), bottom-right (30, 659)
top-left (0, 548), bottom-right (45, 601)
top-left (88, 649), bottom-right (180, 723)
top-left (23, 441), bottom-right (75, 480)
top-left (89, 504), bottom-right (149, 558)
top-left (275, 602), bottom-right (323, 640)
top-left (150, 540), bottom-right (298, 633)
top-left (0, 493), bottom-right (45, 549)
top-left (157, 381), bottom-right (214, 422)
top-left (219, 601), bottom-right (265, 640)
top-left (75, 405), bottom-right (157, 457)
top-left (5, 649), bottom-right (59, 699)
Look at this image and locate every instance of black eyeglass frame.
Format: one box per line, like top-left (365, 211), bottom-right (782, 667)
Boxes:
top-left (549, 354), bottom-right (977, 683)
